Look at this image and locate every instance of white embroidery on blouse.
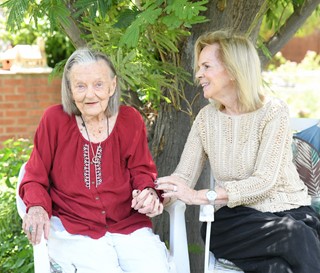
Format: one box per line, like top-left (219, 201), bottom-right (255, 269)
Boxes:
top-left (83, 144), bottom-right (90, 189)
top-left (94, 145), bottom-right (103, 187)
top-left (83, 144), bottom-right (103, 189)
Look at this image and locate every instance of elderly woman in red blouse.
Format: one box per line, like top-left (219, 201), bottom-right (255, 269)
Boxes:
top-left (19, 48), bottom-right (170, 273)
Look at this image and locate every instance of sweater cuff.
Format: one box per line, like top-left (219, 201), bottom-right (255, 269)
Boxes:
top-left (224, 182), bottom-right (241, 208)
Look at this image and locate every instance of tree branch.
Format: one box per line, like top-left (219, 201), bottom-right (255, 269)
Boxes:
top-left (59, 16), bottom-right (87, 48)
top-left (260, 0), bottom-right (320, 66)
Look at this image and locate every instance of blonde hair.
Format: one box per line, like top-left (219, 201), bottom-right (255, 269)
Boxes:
top-left (194, 30), bottom-right (264, 112)
top-left (61, 48), bottom-right (121, 117)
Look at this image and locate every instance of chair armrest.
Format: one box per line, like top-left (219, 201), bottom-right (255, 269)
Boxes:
top-left (16, 162), bottom-right (51, 273)
top-left (165, 200), bottom-right (190, 273)
top-left (16, 162), bottom-right (27, 219)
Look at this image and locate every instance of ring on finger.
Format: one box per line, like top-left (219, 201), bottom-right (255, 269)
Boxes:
top-left (29, 226), bottom-right (33, 234)
top-left (173, 185), bottom-right (178, 192)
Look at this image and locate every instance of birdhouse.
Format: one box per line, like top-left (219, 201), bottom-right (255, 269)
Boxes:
top-left (0, 47), bottom-right (15, 70)
top-left (0, 38), bottom-right (49, 72)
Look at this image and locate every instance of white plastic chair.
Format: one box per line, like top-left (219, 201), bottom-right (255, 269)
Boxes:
top-left (166, 117), bottom-right (320, 273)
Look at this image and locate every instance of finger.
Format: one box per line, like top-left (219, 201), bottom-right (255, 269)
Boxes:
top-left (44, 221), bottom-right (50, 240)
top-left (134, 196), bottom-right (147, 210)
top-left (147, 201), bottom-right (163, 217)
top-left (132, 189), bottom-right (140, 198)
top-left (155, 177), bottom-right (174, 184)
top-left (156, 183), bottom-right (176, 192)
top-left (160, 191), bottom-right (176, 199)
top-left (131, 198), bottom-right (137, 208)
top-left (146, 197), bottom-right (160, 216)
top-left (133, 188), bottom-right (153, 209)
top-left (138, 199), bottom-right (155, 214)
top-left (142, 193), bottom-right (155, 207)
top-left (137, 188), bottom-right (151, 200)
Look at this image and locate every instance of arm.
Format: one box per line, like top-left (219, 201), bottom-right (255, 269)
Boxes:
top-left (156, 110), bottom-right (216, 205)
top-left (19, 106), bottom-right (60, 244)
top-left (127, 108), bottom-right (163, 216)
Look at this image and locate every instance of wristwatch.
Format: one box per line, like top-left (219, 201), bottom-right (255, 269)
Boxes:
top-left (206, 190), bottom-right (217, 204)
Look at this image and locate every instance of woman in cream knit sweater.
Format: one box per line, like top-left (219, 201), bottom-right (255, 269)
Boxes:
top-left (155, 30), bottom-right (320, 272)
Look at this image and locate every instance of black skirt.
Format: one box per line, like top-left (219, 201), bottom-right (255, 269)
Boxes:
top-left (201, 205), bottom-right (320, 273)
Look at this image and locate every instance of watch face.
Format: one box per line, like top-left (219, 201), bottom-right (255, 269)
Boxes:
top-left (206, 190), bottom-right (217, 201)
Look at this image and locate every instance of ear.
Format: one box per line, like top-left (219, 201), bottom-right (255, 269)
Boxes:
top-left (109, 75), bottom-right (117, 96)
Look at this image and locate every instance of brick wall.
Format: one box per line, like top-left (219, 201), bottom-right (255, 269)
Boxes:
top-left (0, 73), bottom-right (61, 146)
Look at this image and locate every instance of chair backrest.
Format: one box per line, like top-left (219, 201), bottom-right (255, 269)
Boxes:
top-left (290, 118), bottom-right (319, 132)
top-left (16, 163), bottom-right (51, 273)
top-left (290, 118), bottom-right (320, 207)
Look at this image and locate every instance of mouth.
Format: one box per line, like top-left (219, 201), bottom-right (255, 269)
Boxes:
top-left (85, 101), bottom-right (99, 105)
top-left (201, 82), bottom-right (209, 88)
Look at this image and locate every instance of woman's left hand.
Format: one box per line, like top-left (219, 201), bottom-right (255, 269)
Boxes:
top-left (131, 188), bottom-right (164, 217)
top-left (155, 175), bottom-right (196, 205)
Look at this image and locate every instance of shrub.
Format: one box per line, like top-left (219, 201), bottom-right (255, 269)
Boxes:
top-left (0, 138), bottom-right (33, 273)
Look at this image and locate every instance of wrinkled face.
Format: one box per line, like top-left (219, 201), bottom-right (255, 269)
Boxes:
top-left (195, 43), bottom-right (234, 100)
top-left (70, 60), bottom-right (117, 118)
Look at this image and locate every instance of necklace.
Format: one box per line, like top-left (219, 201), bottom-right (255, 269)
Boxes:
top-left (80, 115), bottom-right (109, 164)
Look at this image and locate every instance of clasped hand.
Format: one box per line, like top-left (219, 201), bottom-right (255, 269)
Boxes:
top-left (131, 188), bottom-right (164, 217)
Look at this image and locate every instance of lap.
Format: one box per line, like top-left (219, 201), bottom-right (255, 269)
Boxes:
top-left (48, 217), bottom-right (170, 273)
top-left (203, 206), bottom-right (320, 273)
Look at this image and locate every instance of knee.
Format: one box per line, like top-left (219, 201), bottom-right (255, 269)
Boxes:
top-left (280, 217), bottom-right (319, 247)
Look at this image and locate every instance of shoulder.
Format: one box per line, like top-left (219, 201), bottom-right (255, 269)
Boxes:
top-left (43, 104), bottom-right (68, 119)
top-left (195, 103), bottom-right (218, 123)
top-left (118, 105), bottom-right (145, 130)
top-left (264, 97), bottom-right (289, 112)
top-left (256, 97), bottom-right (291, 133)
top-left (119, 105), bottom-right (141, 118)
top-left (40, 104), bottom-right (72, 128)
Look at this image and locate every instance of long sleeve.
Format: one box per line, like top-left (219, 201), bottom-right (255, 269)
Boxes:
top-left (172, 113), bottom-right (208, 189)
top-left (172, 98), bottom-right (310, 213)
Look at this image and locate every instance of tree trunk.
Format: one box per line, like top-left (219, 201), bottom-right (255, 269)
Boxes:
top-left (151, 1), bottom-right (266, 272)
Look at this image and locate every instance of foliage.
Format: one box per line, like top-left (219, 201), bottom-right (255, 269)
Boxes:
top-left (1, 0), bottom-right (319, 115)
top-left (1, 0), bottom-right (209, 114)
top-left (82, 0), bottom-right (208, 112)
top-left (0, 138), bottom-right (33, 273)
top-left (260, 0), bottom-right (320, 40)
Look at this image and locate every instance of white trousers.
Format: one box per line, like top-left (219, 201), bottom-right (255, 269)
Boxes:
top-left (48, 217), bottom-right (172, 273)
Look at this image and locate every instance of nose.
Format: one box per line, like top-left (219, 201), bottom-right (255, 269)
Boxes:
top-left (86, 85), bottom-right (96, 97)
top-left (195, 69), bottom-right (203, 79)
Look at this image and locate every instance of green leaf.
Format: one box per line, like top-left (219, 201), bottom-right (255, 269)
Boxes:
top-left (114, 8), bottom-right (140, 29)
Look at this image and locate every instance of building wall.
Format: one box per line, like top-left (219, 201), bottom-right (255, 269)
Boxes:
top-left (281, 29), bottom-right (320, 63)
top-left (0, 73), bottom-right (61, 145)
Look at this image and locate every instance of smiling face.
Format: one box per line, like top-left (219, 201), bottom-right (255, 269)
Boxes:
top-left (195, 43), bottom-right (235, 101)
top-left (70, 60), bottom-right (117, 119)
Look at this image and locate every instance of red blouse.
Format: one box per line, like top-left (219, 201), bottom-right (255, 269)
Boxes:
top-left (19, 105), bottom-right (159, 239)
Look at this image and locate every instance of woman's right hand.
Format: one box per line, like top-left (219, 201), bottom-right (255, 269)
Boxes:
top-left (22, 206), bottom-right (50, 245)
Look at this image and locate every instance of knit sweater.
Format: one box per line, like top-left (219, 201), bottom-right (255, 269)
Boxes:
top-left (173, 97), bottom-right (311, 212)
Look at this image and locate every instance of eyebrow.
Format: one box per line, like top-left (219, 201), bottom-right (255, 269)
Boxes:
top-left (198, 61), bottom-right (209, 67)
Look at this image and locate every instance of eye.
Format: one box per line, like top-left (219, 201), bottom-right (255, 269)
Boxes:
top-left (95, 81), bottom-right (104, 89)
top-left (204, 64), bottom-right (210, 69)
top-left (75, 83), bottom-right (86, 92)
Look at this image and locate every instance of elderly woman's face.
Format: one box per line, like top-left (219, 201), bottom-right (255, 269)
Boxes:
top-left (70, 60), bottom-right (117, 118)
